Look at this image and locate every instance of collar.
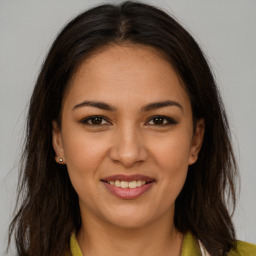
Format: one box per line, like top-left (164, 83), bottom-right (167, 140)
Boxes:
top-left (70, 231), bottom-right (201, 256)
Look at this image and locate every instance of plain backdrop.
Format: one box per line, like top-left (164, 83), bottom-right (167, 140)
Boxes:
top-left (0, 0), bottom-right (255, 254)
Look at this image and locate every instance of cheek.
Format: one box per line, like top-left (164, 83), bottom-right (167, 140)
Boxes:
top-left (62, 131), bottom-right (108, 182)
top-left (151, 130), bottom-right (192, 193)
top-left (61, 132), bottom-right (110, 209)
top-left (153, 130), bottom-right (192, 168)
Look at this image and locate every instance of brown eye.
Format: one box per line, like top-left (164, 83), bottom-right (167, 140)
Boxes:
top-left (146, 116), bottom-right (177, 126)
top-left (152, 117), bottom-right (166, 125)
top-left (80, 116), bottom-right (111, 126)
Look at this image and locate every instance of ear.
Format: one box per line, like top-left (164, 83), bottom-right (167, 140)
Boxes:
top-left (52, 120), bottom-right (66, 164)
top-left (188, 118), bottom-right (205, 165)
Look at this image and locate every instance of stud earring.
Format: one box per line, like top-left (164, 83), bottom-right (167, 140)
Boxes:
top-left (59, 158), bottom-right (63, 163)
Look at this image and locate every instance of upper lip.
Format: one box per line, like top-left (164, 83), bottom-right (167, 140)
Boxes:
top-left (101, 174), bottom-right (155, 182)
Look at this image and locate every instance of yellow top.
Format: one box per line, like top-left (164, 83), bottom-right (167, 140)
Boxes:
top-left (69, 232), bottom-right (256, 256)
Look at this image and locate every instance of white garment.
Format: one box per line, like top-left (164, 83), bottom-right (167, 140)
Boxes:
top-left (198, 240), bottom-right (211, 256)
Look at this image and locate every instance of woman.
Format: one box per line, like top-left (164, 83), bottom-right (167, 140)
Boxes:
top-left (8, 1), bottom-right (256, 256)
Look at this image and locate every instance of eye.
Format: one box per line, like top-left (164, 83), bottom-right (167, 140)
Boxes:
top-left (80, 116), bottom-right (111, 126)
top-left (146, 115), bottom-right (177, 126)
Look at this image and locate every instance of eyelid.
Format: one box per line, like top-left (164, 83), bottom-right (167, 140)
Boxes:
top-left (80, 115), bottom-right (112, 125)
top-left (145, 115), bottom-right (178, 126)
top-left (79, 115), bottom-right (177, 127)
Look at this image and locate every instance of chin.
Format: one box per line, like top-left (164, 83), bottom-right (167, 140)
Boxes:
top-left (107, 215), bottom-right (151, 229)
top-left (100, 204), bottom-right (164, 230)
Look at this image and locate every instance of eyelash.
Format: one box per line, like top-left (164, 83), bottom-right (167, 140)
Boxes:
top-left (80, 115), bottom-right (177, 127)
top-left (146, 115), bottom-right (178, 126)
top-left (80, 115), bottom-right (111, 126)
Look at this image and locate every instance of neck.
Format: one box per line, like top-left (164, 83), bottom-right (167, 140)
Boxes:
top-left (77, 210), bottom-right (183, 256)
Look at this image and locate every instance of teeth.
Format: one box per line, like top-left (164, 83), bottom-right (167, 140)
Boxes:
top-left (128, 180), bottom-right (137, 188)
top-left (107, 180), bottom-right (148, 188)
top-left (120, 181), bottom-right (128, 188)
top-left (115, 180), bottom-right (121, 187)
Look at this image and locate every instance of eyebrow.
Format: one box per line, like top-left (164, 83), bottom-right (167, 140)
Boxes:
top-left (141, 100), bottom-right (183, 112)
top-left (73, 101), bottom-right (116, 111)
top-left (73, 100), bottom-right (183, 112)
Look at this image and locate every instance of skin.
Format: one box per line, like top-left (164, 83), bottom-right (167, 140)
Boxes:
top-left (52, 44), bottom-right (204, 256)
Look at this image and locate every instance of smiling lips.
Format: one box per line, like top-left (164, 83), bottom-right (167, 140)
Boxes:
top-left (101, 174), bottom-right (155, 199)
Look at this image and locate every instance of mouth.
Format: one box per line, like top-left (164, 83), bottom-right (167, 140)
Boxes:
top-left (101, 174), bottom-right (156, 199)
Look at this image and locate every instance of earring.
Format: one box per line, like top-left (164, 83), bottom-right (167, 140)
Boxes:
top-left (59, 158), bottom-right (63, 163)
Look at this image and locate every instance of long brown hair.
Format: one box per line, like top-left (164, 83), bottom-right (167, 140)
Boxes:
top-left (8, 1), bottom-right (237, 255)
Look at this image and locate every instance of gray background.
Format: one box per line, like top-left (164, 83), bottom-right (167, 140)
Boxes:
top-left (1, 0), bottom-right (255, 254)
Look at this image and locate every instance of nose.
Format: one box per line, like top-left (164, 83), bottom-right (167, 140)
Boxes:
top-left (108, 124), bottom-right (148, 168)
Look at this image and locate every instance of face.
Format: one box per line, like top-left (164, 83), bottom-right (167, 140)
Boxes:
top-left (52, 44), bottom-right (204, 229)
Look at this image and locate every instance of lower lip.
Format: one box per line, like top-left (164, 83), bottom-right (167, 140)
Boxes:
top-left (103, 182), bottom-right (155, 200)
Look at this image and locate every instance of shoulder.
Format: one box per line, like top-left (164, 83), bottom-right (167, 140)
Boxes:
top-left (228, 240), bottom-right (256, 256)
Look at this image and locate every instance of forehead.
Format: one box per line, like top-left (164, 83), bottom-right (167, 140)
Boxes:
top-left (64, 44), bottom-right (191, 112)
